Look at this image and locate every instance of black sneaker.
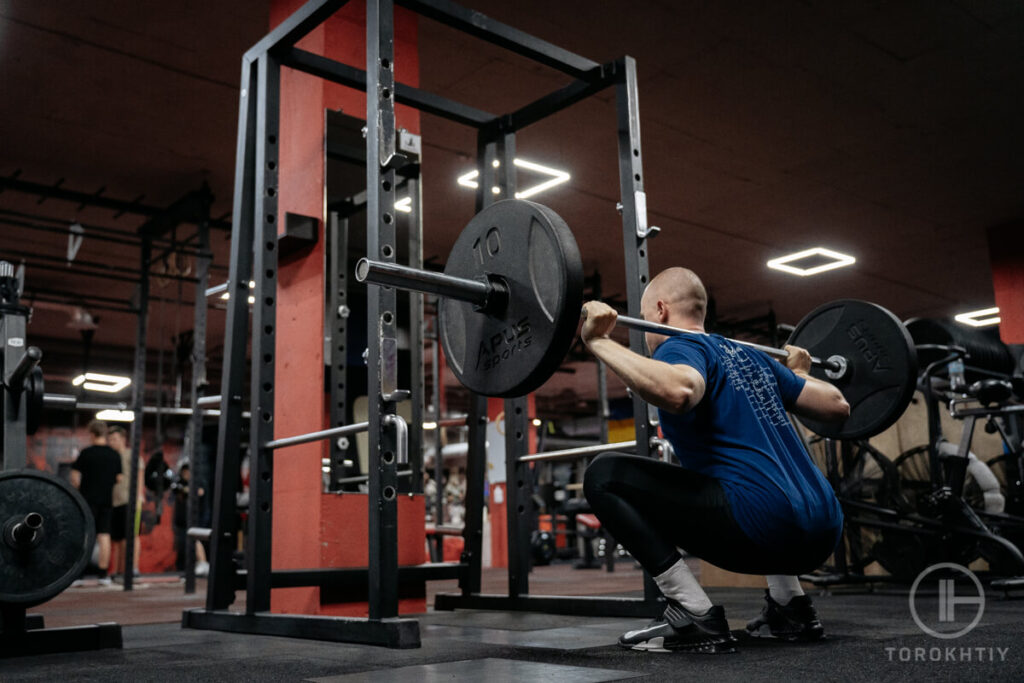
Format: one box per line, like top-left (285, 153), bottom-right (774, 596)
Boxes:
top-left (618, 601), bottom-right (737, 654)
top-left (745, 591), bottom-right (824, 642)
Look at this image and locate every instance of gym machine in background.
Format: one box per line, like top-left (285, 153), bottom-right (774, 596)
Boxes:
top-left (0, 261), bottom-right (123, 657)
top-left (803, 320), bottom-right (1024, 589)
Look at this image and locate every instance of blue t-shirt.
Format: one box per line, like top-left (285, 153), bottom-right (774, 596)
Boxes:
top-left (652, 333), bottom-right (843, 547)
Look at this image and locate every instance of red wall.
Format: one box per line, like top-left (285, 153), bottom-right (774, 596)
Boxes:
top-left (988, 223), bottom-right (1024, 344)
top-left (268, 0), bottom-right (421, 614)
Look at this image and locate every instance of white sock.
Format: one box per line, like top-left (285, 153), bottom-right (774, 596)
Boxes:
top-left (766, 575), bottom-right (804, 606)
top-left (654, 557), bottom-right (713, 614)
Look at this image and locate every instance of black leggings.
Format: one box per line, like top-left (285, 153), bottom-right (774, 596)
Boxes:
top-left (583, 453), bottom-right (837, 576)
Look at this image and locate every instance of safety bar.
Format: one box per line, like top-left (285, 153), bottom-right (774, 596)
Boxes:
top-left (264, 415), bottom-right (408, 460)
top-left (196, 395), bottom-right (222, 407)
top-left (519, 439), bottom-right (637, 463)
top-left (334, 470), bottom-right (414, 486)
top-left (42, 394), bottom-right (247, 418)
top-left (205, 282), bottom-right (229, 297)
top-left (42, 393), bottom-right (77, 408)
top-left (264, 422), bottom-right (370, 450)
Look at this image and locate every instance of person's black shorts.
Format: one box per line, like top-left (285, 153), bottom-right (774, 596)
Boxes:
top-left (89, 502), bottom-right (113, 535)
top-left (110, 504), bottom-right (128, 541)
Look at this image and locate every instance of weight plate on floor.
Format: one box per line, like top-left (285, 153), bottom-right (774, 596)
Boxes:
top-left (788, 299), bottom-right (918, 440)
top-left (440, 199), bottom-right (584, 397)
top-left (0, 470), bottom-right (95, 606)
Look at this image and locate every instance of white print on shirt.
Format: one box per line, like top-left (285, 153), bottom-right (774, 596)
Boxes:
top-left (716, 341), bottom-right (790, 428)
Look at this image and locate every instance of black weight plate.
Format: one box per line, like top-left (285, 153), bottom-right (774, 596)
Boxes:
top-left (440, 199), bottom-right (584, 397)
top-left (0, 470), bottom-right (95, 606)
top-left (788, 299), bottom-right (917, 440)
top-left (905, 317), bottom-right (1014, 376)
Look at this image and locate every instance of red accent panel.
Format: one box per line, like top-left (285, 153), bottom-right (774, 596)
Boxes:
top-left (988, 223), bottom-right (1024, 344)
top-left (484, 396), bottom-right (538, 568)
top-left (318, 493), bottom-right (427, 616)
top-left (443, 535), bottom-right (464, 562)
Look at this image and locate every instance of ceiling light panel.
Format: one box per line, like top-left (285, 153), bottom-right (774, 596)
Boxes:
top-left (766, 247), bottom-right (856, 276)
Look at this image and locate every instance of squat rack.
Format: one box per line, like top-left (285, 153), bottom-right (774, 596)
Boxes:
top-left (185, 0), bottom-right (661, 648)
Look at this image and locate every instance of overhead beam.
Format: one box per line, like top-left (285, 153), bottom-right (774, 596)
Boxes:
top-left (0, 177), bottom-right (231, 230)
top-left (285, 48), bottom-right (495, 128)
top-left (396, 0), bottom-right (600, 80)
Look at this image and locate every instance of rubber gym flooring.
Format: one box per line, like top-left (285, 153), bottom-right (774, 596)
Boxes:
top-left (7, 564), bottom-right (1024, 682)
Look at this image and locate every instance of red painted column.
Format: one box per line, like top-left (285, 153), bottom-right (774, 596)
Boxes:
top-left (268, 0), bottom-right (419, 614)
top-left (486, 395), bottom-right (537, 569)
top-left (988, 223), bottom-right (1024, 344)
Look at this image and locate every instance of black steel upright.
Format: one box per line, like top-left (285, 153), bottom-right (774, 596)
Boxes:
top-left (365, 0), bottom-right (400, 621)
top-left (491, 133), bottom-right (534, 598)
top-left (614, 55), bottom-right (662, 604)
top-left (185, 219), bottom-right (211, 595)
top-left (206, 56), bottom-right (259, 612)
top-left (0, 263), bottom-right (31, 471)
top-left (246, 52), bottom-right (281, 614)
top-left (327, 210), bottom-right (350, 490)
top-left (406, 170), bottom-right (424, 492)
top-left (124, 236), bottom-right (150, 592)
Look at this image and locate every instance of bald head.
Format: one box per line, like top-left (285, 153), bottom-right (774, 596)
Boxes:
top-left (641, 267), bottom-right (708, 337)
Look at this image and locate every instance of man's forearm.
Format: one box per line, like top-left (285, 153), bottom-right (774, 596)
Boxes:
top-left (587, 338), bottom-right (697, 413)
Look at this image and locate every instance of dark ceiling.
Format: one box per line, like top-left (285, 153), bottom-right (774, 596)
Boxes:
top-left (2, 0), bottom-right (1022, 414)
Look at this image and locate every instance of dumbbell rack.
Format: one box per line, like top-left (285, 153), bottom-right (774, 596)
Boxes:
top-left (185, 0), bottom-right (664, 648)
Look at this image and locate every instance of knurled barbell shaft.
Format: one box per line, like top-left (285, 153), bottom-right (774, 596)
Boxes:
top-left (612, 314), bottom-right (842, 374)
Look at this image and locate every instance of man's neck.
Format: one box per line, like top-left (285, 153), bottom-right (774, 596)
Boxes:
top-left (667, 317), bottom-right (704, 333)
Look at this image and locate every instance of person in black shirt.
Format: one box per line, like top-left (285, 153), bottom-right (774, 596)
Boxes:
top-left (71, 420), bottom-right (123, 585)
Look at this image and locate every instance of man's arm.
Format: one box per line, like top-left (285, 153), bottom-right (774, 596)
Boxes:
top-left (581, 302), bottom-right (705, 414)
top-left (70, 469), bottom-right (82, 489)
top-left (783, 344), bottom-right (851, 422)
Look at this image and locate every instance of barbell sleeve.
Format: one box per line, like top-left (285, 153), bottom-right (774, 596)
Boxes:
top-left (355, 258), bottom-right (502, 310)
top-left (611, 314), bottom-right (844, 375)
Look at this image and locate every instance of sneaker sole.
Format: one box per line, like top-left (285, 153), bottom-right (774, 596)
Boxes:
top-left (746, 623), bottom-right (825, 642)
top-left (620, 637), bottom-right (738, 654)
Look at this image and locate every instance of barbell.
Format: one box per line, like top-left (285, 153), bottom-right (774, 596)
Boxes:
top-left (356, 198), bottom-right (918, 440)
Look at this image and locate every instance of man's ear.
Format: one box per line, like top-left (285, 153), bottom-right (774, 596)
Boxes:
top-left (656, 300), bottom-right (669, 323)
